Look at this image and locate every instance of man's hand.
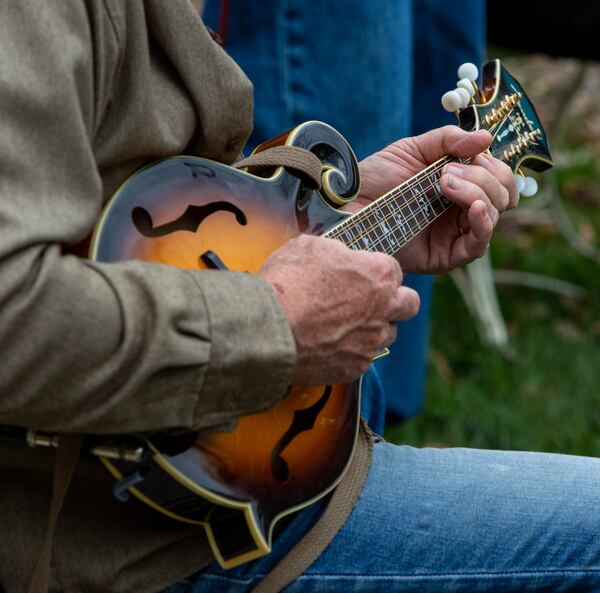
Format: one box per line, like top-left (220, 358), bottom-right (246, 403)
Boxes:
top-left (259, 235), bottom-right (419, 386)
top-left (349, 126), bottom-right (519, 274)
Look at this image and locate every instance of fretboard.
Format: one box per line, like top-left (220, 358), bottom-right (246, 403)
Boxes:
top-left (323, 155), bottom-right (468, 254)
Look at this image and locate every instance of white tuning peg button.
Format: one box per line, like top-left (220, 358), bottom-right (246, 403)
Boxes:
top-left (441, 90), bottom-right (462, 113)
top-left (515, 174), bottom-right (526, 194)
top-left (455, 87), bottom-right (471, 108)
top-left (457, 78), bottom-right (476, 97)
top-left (521, 176), bottom-right (538, 197)
top-left (457, 62), bottom-right (479, 82)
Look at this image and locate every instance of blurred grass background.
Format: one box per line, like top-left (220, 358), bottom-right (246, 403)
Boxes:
top-left (386, 55), bottom-right (600, 456)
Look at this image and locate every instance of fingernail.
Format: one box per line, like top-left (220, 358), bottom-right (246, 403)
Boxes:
top-left (444, 164), bottom-right (463, 177)
top-left (446, 174), bottom-right (462, 189)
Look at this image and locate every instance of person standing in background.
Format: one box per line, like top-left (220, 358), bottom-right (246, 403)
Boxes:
top-left (203, 0), bottom-right (486, 426)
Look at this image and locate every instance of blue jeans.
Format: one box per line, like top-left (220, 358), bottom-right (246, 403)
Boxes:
top-left (165, 441), bottom-right (600, 592)
top-left (203, 0), bottom-right (485, 419)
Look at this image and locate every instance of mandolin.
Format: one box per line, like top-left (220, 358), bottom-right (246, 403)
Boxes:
top-left (79, 59), bottom-right (553, 568)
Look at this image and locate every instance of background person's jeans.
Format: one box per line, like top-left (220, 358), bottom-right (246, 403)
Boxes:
top-left (203, 0), bottom-right (485, 420)
top-left (165, 442), bottom-right (600, 592)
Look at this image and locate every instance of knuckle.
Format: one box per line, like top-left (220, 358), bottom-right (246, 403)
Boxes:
top-left (464, 164), bottom-right (488, 187)
top-left (296, 233), bottom-right (311, 246)
top-left (380, 253), bottom-right (398, 272)
top-left (294, 233), bottom-right (317, 253)
top-left (466, 181), bottom-right (486, 203)
top-left (473, 165), bottom-right (490, 185)
top-left (500, 187), bottom-right (510, 210)
top-left (371, 253), bottom-right (397, 279)
top-left (499, 160), bottom-right (515, 184)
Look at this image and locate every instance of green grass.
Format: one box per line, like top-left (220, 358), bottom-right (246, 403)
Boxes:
top-left (386, 147), bottom-right (600, 456)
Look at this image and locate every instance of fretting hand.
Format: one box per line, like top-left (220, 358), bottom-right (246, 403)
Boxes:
top-left (349, 126), bottom-right (519, 274)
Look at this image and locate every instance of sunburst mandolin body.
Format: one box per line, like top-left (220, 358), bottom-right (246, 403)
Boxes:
top-left (90, 121), bottom-right (365, 568)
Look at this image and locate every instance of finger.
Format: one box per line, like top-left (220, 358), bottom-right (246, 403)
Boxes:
top-left (458, 209), bottom-right (470, 236)
top-left (413, 125), bottom-right (492, 163)
top-left (449, 201), bottom-right (493, 266)
top-left (442, 162), bottom-right (508, 217)
top-left (388, 286), bottom-right (420, 321)
top-left (473, 153), bottom-right (520, 209)
top-left (440, 170), bottom-right (499, 225)
top-left (465, 200), bottom-right (494, 257)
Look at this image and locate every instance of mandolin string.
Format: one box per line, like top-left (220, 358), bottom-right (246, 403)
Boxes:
top-left (326, 156), bottom-right (458, 237)
top-left (327, 152), bottom-right (471, 244)
top-left (360, 191), bottom-right (452, 255)
top-left (328, 185), bottom-right (445, 253)
top-left (346, 145), bottom-right (508, 240)
top-left (331, 142), bottom-right (514, 244)
top-left (327, 141), bottom-right (523, 253)
top-left (336, 189), bottom-right (447, 255)
top-left (332, 139), bottom-right (519, 243)
top-left (325, 155), bottom-right (466, 249)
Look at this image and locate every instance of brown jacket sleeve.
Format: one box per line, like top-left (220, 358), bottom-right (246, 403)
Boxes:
top-left (0, 0), bottom-right (296, 434)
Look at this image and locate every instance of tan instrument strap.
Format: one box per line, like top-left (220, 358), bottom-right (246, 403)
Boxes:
top-left (234, 146), bottom-right (323, 190)
top-left (249, 423), bottom-right (373, 593)
top-left (28, 435), bottom-right (84, 593)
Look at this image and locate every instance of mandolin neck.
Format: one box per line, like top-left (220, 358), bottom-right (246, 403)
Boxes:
top-left (323, 155), bottom-right (468, 254)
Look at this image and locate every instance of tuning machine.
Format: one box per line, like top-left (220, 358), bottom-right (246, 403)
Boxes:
top-left (504, 129), bottom-right (542, 162)
top-left (441, 62), bottom-right (481, 114)
top-left (503, 129), bottom-right (543, 197)
top-left (515, 172), bottom-right (538, 197)
top-left (483, 92), bottom-right (522, 128)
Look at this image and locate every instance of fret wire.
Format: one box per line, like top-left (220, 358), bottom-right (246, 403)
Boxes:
top-left (331, 183), bottom-right (435, 251)
top-left (354, 166), bottom-right (457, 253)
top-left (368, 185), bottom-right (455, 255)
top-left (325, 153), bottom-right (479, 251)
top-left (369, 198), bottom-right (438, 253)
top-left (325, 155), bottom-right (456, 243)
top-left (330, 159), bottom-right (455, 250)
top-left (334, 200), bottom-right (381, 241)
top-left (359, 152), bottom-right (469, 242)
top-left (333, 144), bottom-right (512, 244)
top-left (382, 202), bottom-right (450, 255)
top-left (360, 149), bottom-right (510, 254)
top-left (381, 182), bottom-right (451, 250)
top-left (350, 191), bottom-right (438, 254)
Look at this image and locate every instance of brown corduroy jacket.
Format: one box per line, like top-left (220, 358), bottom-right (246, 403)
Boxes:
top-left (0, 1), bottom-right (304, 592)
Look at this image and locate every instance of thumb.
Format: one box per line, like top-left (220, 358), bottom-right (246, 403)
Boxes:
top-left (414, 125), bottom-right (492, 163)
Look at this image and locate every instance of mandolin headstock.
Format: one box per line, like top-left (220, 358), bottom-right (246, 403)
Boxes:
top-left (444, 59), bottom-right (553, 193)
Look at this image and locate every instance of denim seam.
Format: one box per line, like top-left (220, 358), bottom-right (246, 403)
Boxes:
top-left (293, 569), bottom-right (600, 579)
top-left (200, 568), bottom-right (600, 584)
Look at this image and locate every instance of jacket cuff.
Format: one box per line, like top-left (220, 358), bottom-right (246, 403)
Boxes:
top-left (190, 271), bottom-right (296, 428)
